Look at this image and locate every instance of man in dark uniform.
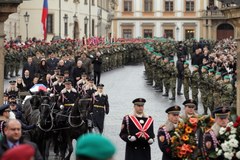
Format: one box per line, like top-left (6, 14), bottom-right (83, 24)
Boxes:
top-left (203, 107), bottom-right (230, 159)
top-left (120, 98), bottom-right (155, 160)
top-left (157, 105), bottom-right (181, 160)
top-left (59, 79), bottom-right (78, 112)
top-left (92, 84), bottom-right (109, 134)
top-left (5, 81), bottom-right (18, 97)
top-left (46, 52), bottom-right (59, 75)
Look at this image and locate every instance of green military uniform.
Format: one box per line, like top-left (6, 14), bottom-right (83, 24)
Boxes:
top-left (162, 58), bottom-right (170, 97)
top-left (183, 62), bottom-right (191, 100)
top-left (155, 55), bottom-right (164, 92)
top-left (207, 69), bottom-right (215, 113)
top-left (199, 66), bottom-right (209, 114)
top-left (221, 76), bottom-right (233, 106)
top-left (213, 72), bottom-right (223, 107)
top-left (191, 65), bottom-right (200, 110)
top-left (169, 60), bottom-right (177, 100)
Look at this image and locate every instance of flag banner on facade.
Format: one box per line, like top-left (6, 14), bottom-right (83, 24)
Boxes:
top-left (41, 0), bottom-right (48, 40)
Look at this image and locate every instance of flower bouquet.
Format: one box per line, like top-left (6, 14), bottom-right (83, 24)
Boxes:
top-left (171, 115), bottom-right (214, 159)
top-left (216, 116), bottom-right (240, 160)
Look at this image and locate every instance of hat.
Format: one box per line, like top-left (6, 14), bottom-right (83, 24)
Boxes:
top-left (216, 72), bottom-right (221, 76)
top-left (57, 73), bottom-right (64, 78)
top-left (4, 93), bottom-right (9, 97)
top-left (224, 75), bottom-right (230, 80)
top-left (132, 98), bottom-right (146, 106)
top-left (182, 99), bottom-right (197, 108)
top-left (169, 60), bottom-right (174, 63)
top-left (81, 72), bottom-right (87, 76)
top-left (64, 70), bottom-right (69, 74)
top-left (97, 84), bottom-right (104, 88)
top-left (193, 65), bottom-right (199, 68)
top-left (76, 134), bottom-right (116, 160)
top-left (184, 61), bottom-right (189, 65)
top-left (202, 66), bottom-right (208, 70)
top-left (1, 144), bottom-right (35, 160)
top-left (208, 69), bottom-right (215, 73)
top-left (8, 95), bottom-right (16, 99)
top-left (9, 80), bottom-right (16, 84)
top-left (165, 105), bottom-right (181, 114)
top-left (64, 79), bottom-right (72, 84)
top-left (213, 107), bottom-right (230, 119)
top-left (0, 104), bottom-right (10, 115)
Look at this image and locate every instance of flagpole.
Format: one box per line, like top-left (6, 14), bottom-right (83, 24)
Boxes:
top-left (59, 0), bottom-right (61, 37)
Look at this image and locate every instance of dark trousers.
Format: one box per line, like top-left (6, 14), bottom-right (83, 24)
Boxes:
top-left (94, 71), bottom-right (101, 85)
top-left (177, 78), bottom-right (183, 93)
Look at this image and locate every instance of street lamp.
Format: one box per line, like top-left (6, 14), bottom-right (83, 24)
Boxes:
top-left (24, 11), bottom-right (30, 40)
top-left (63, 14), bottom-right (68, 23)
top-left (63, 14), bottom-right (68, 37)
top-left (73, 14), bottom-right (78, 22)
top-left (176, 26), bottom-right (179, 41)
top-left (84, 16), bottom-right (88, 37)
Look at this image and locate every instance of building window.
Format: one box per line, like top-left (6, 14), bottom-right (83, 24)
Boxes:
top-left (124, 0), bottom-right (132, 12)
top-left (185, 29), bottom-right (195, 39)
top-left (47, 14), bottom-right (53, 34)
top-left (164, 29), bottom-right (173, 38)
top-left (92, 0), bottom-right (95, 5)
top-left (143, 29), bottom-right (153, 38)
top-left (85, 0), bottom-right (88, 4)
top-left (186, 0), bottom-right (194, 12)
top-left (165, 0), bottom-right (173, 11)
top-left (123, 29), bottom-right (132, 38)
top-left (84, 23), bottom-right (88, 36)
top-left (92, 19), bottom-right (95, 36)
top-left (144, 0), bottom-right (153, 12)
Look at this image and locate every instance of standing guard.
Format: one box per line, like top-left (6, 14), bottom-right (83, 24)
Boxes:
top-left (92, 84), bottom-right (109, 134)
top-left (120, 98), bottom-right (155, 160)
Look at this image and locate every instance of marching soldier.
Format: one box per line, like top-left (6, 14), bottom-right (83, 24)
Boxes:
top-left (199, 66), bottom-right (209, 114)
top-left (158, 105), bottom-right (181, 160)
top-left (183, 61), bottom-right (191, 100)
top-left (51, 74), bottom-right (65, 97)
top-left (207, 69), bottom-right (215, 113)
top-left (120, 98), bottom-right (154, 160)
top-left (92, 84), bottom-right (109, 134)
top-left (162, 58), bottom-right (170, 97)
top-left (203, 107), bottom-right (230, 159)
top-left (221, 75), bottom-right (233, 106)
top-left (213, 72), bottom-right (223, 107)
top-left (169, 60), bottom-right (177, 100)
top-left (191, 65), bottom-right (200, 110)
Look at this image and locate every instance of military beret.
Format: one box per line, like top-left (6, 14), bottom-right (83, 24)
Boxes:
top-left (1, 144), bottom-right (35, 160)
top-left (57, 73), bottom-right (64, 77)
top-left (208, 69), bottom-right (215, 73)
top-left (9, 80), bottom-right (16, 84)
top-left (184, 61), bottom-right (189, 65)
top-left (4, 93), bottom-right (9, 97)
top-left (132, 98), bottom-right (146, 106)
top-left (76, 134), bottom-right (116, 160)
top-left (64, 70), bottom-right (69, 74)
top-left (97, 84), bottom-right (104, 88)
top-left (64, 79), bottom-right (72, 84)
top-left (216, 72), bottom-right (221, 75)
top-left (0, 104), bottom-right (10, 115)
top-left (182, 99), bottom-right (197, 108)
top-left (202, 66), bottom-right (208, 70)
top-left (8, 95), bottom-right (16, 99)
top-left (213, 107), bottom-right (230, 119)
top-left (224, 75), bottom-right (230, 80)
top-left (193, 65), bottom-right (199, 68)
top-left (165, 105), bottom-right (181, 114)
top-left (169, 60), bottom-right (174, 63)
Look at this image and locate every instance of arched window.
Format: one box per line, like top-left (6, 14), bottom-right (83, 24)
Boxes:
top-left (144, 0), bottom-right (153, 12)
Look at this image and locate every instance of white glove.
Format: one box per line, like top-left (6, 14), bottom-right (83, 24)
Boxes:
top-left (128, 135), bottom-right (136, 142)
top-left (50, 93), bottom-right (54, 97)
top-left (148, 138), bottom-right (154, 144)
top-left (47, 88), bottom-right (51, 92)
top-left (60, 105), bottom-right (64, 110)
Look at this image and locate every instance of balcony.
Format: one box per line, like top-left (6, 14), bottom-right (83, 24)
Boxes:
top-left (200, 9), bottom-right (225, 19)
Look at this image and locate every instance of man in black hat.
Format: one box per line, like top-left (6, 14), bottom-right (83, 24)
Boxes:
top-left (181, 99), bottom-right (198, 119)
top-left (119, 98), bottom-right (155, 160)
top-left (58, 79), bottom-right (78, 112)
top-left (51, 74), bottom-right (65, 97)
top-left (92, 84), bottom-right (109, 134)
top-left (157, 105), bottom-right (182, 160)
top-left (5, 81), bottom-right (18, 97)
top-left (0, 104), bottom-right (11, 135)
top-left (203, 106), bottom-right (230, 159)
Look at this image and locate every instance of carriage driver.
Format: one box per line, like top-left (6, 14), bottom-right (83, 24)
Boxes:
top-left (59, 79), bottom-right (78, 112)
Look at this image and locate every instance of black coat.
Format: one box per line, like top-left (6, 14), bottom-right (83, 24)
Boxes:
top-left (176, 60), bottom-right (184, 79)
top-left (0, 137), bottom-right (43, 160)
top-left (191, 53), bottom-right (203, 66)
top-left (46, 58), bottom-right (59, 74)
top-left (92, 57), bottom-right (102, 73)
top-left (120, 115), bottom-right (155, 160)
top-left (72, 67), bottom-right (86, 83)
top-left (22, 76), bottom-right (33, 91)
top-left (22, 62), bottom-right (37, 78)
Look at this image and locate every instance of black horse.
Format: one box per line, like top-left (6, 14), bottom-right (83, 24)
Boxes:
top-left (58, 94), bottom-right (92, 160)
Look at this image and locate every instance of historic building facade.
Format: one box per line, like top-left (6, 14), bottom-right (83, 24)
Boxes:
top-left (112, 0), bottom-right (237, 41)
top-left (4, 0), bottom-right (116, 41)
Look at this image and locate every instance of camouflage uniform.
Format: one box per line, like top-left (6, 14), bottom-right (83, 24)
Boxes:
top-left (169, 61), bottom-right (177, 100)
top-left (199, 69), bottom-right (209, 114)
top-left (191, 67), bottom-right (200, 109)
top-left (183, 64), bottom-right (191, 100)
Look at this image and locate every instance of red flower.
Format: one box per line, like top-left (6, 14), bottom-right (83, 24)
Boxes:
top-left (166, 148), bottom-right (170, 153)
top-left (233, 122), bottom-right (239, 128)
top-left (236, 116), bottom-right (240, 123)
top-left (226, 127), bottom-right (231, 132)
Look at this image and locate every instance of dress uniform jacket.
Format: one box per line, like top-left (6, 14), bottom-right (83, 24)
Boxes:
top-left (158, 120), bottom-right (181, 160)
top-left (59, 88), bottom-right (78, 109)
top-left (92, 92), bottom-right (109, 133)
top-left (120, 114), bottom-right (155, 160)
top-left (46, 58), bottom-right (59, 74)
top-left (52, 81), bottom-right (65, 95)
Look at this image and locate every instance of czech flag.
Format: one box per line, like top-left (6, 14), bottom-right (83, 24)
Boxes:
top-left (30, 84), bottom-right (47, 93)
top-left (41, 0), bottom-right (48, 40)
